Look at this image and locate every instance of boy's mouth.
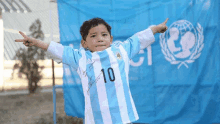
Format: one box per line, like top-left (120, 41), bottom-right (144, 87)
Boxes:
top-left (96, 45), bottom-right (105, 47)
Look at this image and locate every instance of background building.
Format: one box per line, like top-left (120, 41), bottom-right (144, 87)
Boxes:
top-left (1, 0), bottom-right (63, 91)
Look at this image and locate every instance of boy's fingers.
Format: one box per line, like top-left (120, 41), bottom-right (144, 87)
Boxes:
top-left (163, 18), bottom-right (169, 24)
top-left (19, 31), bottom-right (27, 38)
top-left (15, 39), bottom-right (24, 42)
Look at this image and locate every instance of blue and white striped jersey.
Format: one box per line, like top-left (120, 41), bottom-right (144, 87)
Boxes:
top-left (47, 28), bottom-right (155, 124)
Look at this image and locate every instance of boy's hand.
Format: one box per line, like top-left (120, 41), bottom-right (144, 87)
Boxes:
top-left (15, 31), bottom-right (37, 47)
top-left (151, 18), bottom-right (169, 34)
top-left (15, 31), bottom-right (49, 50)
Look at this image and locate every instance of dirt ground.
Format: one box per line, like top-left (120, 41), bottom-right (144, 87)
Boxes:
top-left (0, 91), bottom-right (84, 124)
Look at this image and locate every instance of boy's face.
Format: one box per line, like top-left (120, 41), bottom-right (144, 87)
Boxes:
top-left (83, 24), bottom-right (113, 52)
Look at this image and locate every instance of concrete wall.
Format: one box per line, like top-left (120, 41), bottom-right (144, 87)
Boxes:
top-left (2, 60), bottom-right (63, 91)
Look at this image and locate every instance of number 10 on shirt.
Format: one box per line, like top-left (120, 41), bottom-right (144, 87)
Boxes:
top-left (101, 67), bottom-right (115, 83)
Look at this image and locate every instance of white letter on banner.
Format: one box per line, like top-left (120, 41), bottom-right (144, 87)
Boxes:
top-left (130, 45), bottom-right (152, 66)
top-left (147, 45), bottom-right (152, 65)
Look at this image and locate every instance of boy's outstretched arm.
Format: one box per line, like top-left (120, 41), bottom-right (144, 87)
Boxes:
top-left (151, 18), bottom-right (169, 34)
top-left (133, 18), bottom-right (169, 51)
top-left (15, 31), bottom-right (49, 50)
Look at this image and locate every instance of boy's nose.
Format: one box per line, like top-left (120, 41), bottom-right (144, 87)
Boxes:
top-left (98, 36), bottom-right (104, 42)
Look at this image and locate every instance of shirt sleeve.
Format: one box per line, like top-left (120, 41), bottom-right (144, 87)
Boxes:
top-left (46, 41), bottom-right (80, 69)
top-left (134, 26), bottom-right (155, 50)
top-left (119, 27), bottom-right (155, 59)
top-left (46, 41), bottom-right (64, 63)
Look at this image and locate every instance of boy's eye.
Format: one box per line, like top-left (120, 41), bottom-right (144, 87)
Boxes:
top-left (91, 35), bottom-right (96, 38)
top-left (102, 34), bottom-right (108, 36)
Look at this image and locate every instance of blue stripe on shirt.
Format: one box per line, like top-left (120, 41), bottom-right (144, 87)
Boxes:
top-left (86, 51), bottom-right (104, 124)
top-left (97, 50), bottom-right (123, 124)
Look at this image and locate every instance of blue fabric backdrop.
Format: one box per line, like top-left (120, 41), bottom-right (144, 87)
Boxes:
top-left (57, 0), bottom-right (220, 123)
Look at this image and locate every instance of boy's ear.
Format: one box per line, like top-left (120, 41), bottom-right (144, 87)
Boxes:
top-left (81, 39), bottom-right (87, 48)
top-left (110, 36), bottom-right (113, 44)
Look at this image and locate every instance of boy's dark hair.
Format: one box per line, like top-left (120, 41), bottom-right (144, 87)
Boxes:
top-left (80, 17), bottom-right (111, 41)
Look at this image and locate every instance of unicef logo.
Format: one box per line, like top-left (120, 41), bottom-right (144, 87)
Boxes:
top-left (159, 20), bottom-right (204, 69)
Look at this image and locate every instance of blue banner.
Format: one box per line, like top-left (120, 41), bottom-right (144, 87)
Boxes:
top-left (57, 0), bottom-right (220, 123)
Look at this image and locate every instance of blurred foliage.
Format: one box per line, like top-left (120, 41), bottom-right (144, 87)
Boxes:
top-left (12, 19), bottom-right (46, 94)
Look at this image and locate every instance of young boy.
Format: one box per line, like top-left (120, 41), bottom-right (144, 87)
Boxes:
top-left (15, 17), bottom-right (168, 124)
